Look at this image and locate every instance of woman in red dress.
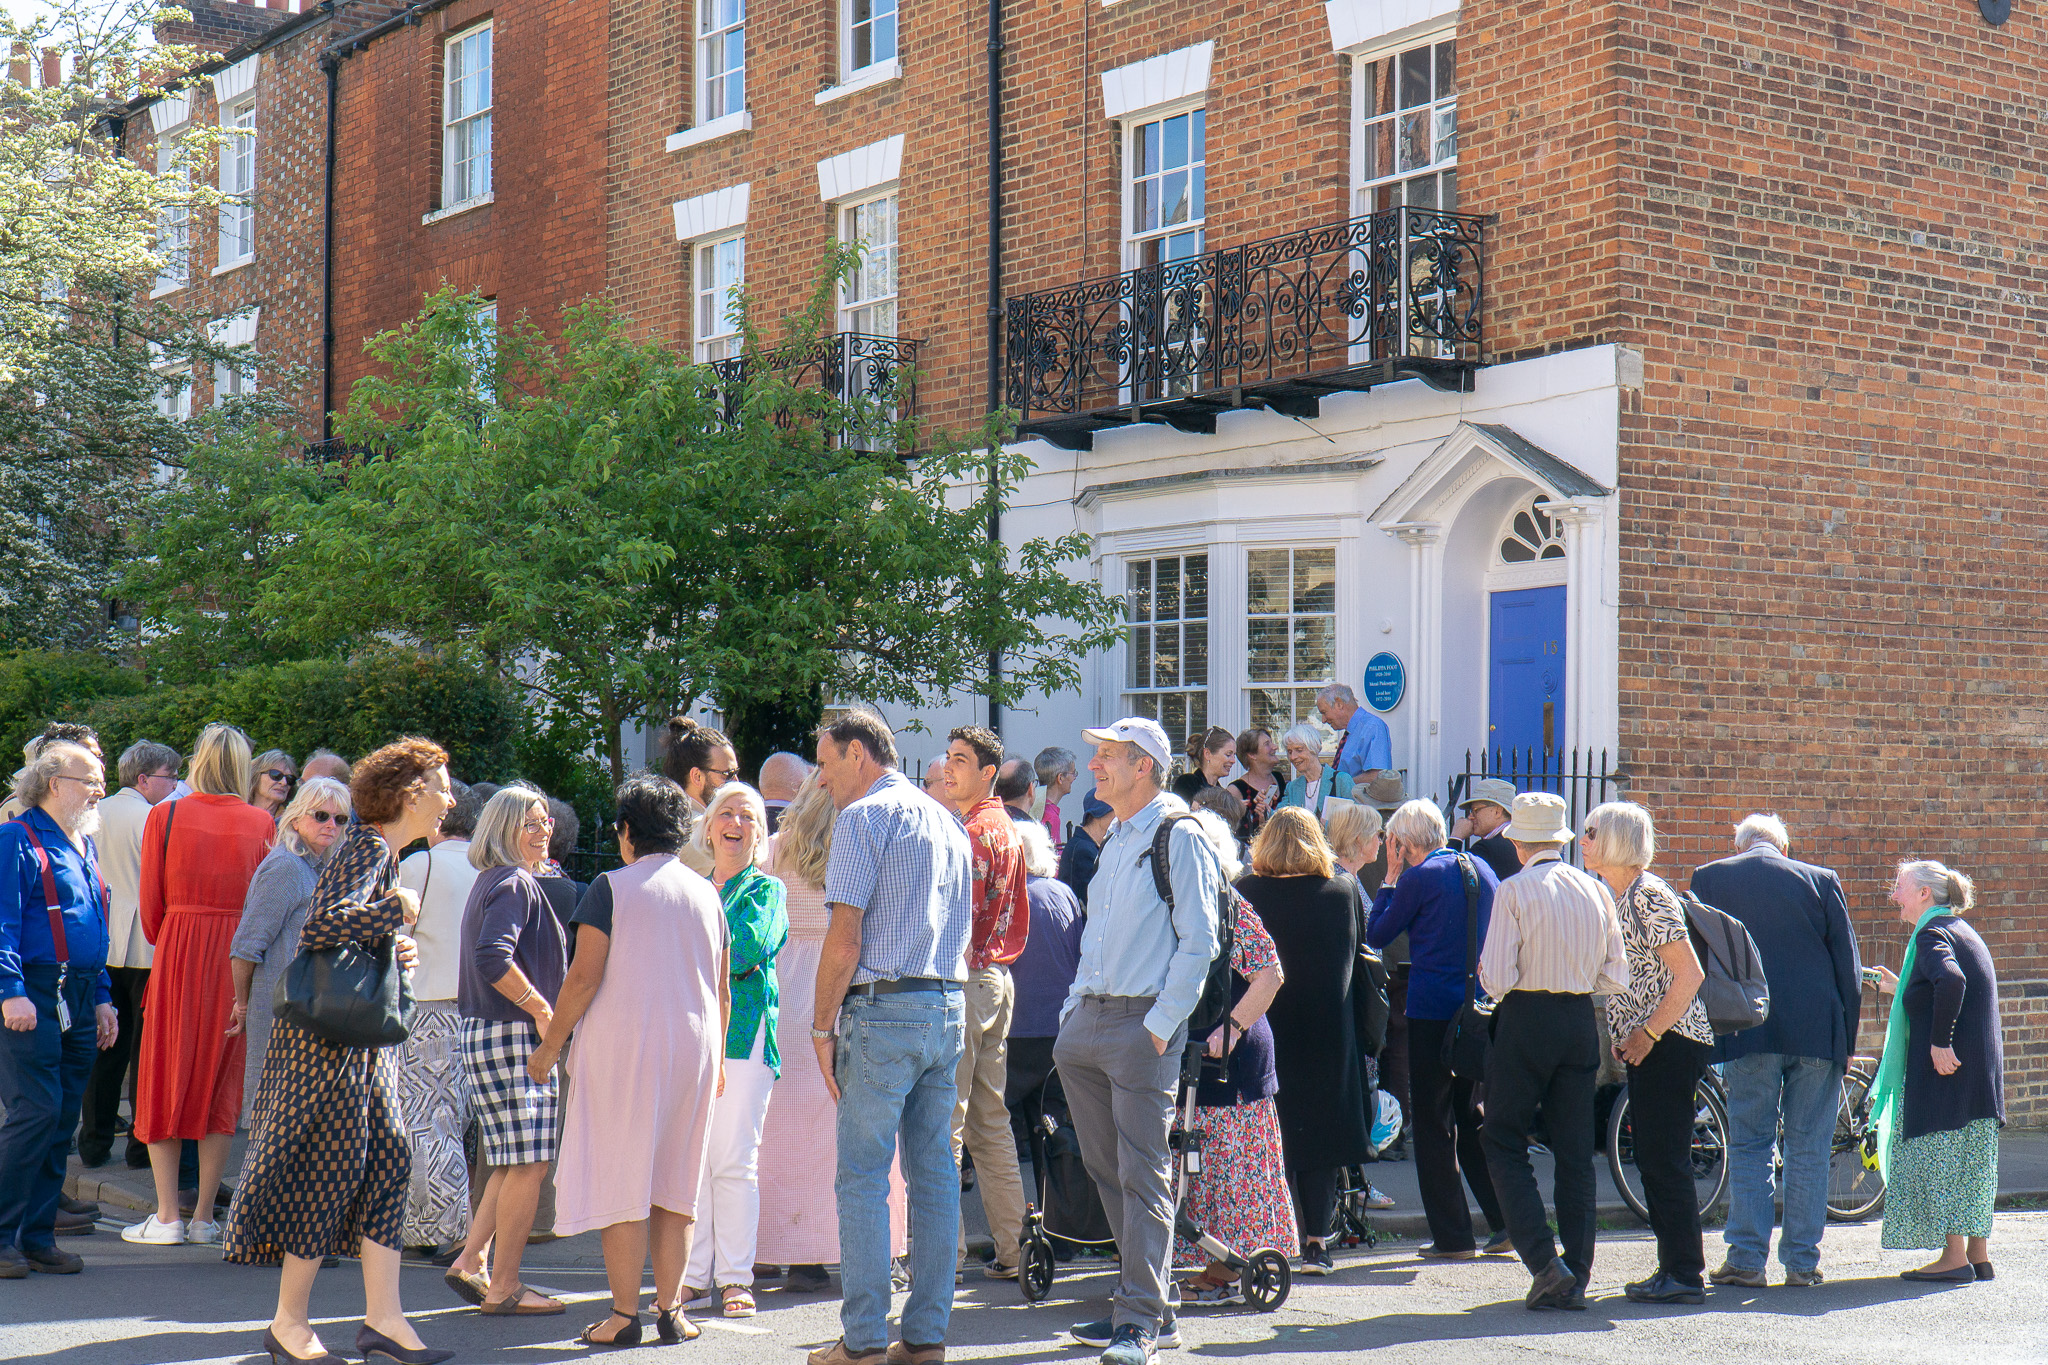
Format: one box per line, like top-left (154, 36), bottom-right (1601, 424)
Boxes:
top-left (122, 723), bottom-right (276, 1247)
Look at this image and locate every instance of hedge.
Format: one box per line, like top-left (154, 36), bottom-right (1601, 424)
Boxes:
top-left (0, 651), bottom-right (148, 762)
top-left (11, 649), bottom-right (520, 783)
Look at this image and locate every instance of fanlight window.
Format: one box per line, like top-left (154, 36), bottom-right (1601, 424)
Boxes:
top-left (1499, 494), bottom-right (1566, 564)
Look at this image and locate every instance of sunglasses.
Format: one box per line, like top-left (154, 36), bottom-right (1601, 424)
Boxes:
top-left (1581, 825), bottom-right (1597, 840)
top-left (306, 810), bottom-right (347, 826)
top-left (263, 769), bottom-right (297, 784)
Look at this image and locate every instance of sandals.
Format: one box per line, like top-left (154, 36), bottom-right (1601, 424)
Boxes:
top-left (579, 1310), bottom-right (642, 1347)
top-left (1179, 1265), bottom-right (1243, 1305)
top-left (479, 1284), bottom-right (565, 1316)
top-left (443, 1268), bottom-right (488, 1307)
top-left (656, 1306), bottom-right (700, 1342)
top-left (720, 1284), bottom-right (757, 1318)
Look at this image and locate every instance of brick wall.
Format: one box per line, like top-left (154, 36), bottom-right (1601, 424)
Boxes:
top-left (1460, 0), bottom-right (2048, 1027)
top-left (158, 0), bottom-right (291, 58)
top-left (327, 0), bottom-right (609, 412)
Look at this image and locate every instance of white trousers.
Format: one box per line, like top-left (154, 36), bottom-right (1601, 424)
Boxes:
top-left (684, 1050), bottom-right (777, 1288)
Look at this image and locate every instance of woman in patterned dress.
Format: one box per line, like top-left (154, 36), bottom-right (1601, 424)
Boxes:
top-left (223, 738), bottom-right (456, 1365)
top-left (1583, 800), bottom-right (1714, 1307)
top-left (1174, 809), bottom-right (1298, 1301)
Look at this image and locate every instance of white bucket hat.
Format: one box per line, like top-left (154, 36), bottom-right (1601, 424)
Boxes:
top-left (1457, 777), bottom-right (1518, 814)
top-left (1501, 791), bottom-right (1575, 845)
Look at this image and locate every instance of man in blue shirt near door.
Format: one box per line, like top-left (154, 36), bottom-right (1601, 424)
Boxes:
top-left (1317, 683), bottom-right (1392, 781)
top-left (0, 740), bottom-right (119, 1278)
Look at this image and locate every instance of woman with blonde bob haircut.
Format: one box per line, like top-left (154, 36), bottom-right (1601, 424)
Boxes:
top-left (187, 721), bottom-right (255, 799)
top-left (1579, 800), bottom-right (1713, 1304)
top-left (1238, 806), bottom-right (1372, 1274)
top-left (1869, 859), bottom-right (2005, 1283)
top-left (1324, 802), bottom-right (1384, 878)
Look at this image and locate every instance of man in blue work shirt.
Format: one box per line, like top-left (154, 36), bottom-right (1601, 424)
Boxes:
top-left (1316, 683), bottom-right (1392, 781)
top-left (0, 740), bottom-right (119, 1277)
top-left (1057, 718), bottom-right (1220, 1365)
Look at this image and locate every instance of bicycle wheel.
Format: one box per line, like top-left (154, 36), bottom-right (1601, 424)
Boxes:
top-left (1606, 1078), bottom-right (1730, 1223)
top-left (1827, 1069), bottom-right (1886, 1222)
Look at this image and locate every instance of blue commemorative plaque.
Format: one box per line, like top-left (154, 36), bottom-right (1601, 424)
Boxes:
top-left (1362, 652), bottom-right (1405, 712)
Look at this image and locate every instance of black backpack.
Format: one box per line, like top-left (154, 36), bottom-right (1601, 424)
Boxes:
top-left (1679, 889), bottom-right (1772, 1035)
top-left (1142, 812), bottom-right (1237, 1038)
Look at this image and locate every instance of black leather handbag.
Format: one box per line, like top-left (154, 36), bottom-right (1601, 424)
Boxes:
top-left (275, 938), bottom-right (415, 1048)
top-left (1439, 853), bottom-right (1493, 1083)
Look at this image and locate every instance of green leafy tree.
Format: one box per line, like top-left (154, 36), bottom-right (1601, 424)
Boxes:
top-left (253, 272), bottom-right (1122, 782)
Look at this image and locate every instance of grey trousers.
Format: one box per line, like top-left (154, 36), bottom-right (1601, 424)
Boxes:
top-left (1053, 995), bottom-right (1186, 1333)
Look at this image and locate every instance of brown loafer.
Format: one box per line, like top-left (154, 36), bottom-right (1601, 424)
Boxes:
top-left (809, 1342), bottom-right (888, 1365)
top-left (887, 1343), bottom-right (945, 1365)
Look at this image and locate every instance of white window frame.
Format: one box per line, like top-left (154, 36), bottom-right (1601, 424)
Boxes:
top-left (837, 191), bottom-right (897, 338)
top-left (467, 302), bottom-right (498, 405)
top-left (1243, 545), bottom-right (1339, 738)
top-left (694, 233), bottom-right (746, 361)
top-left (1123, 550), bottom-right (1211, 755)
top-left (1349, 25), bottom-right (1458, 218)
top-left (842, 0), bottom-right (897, 82)
top-left (150, 344), bottom-right (191, 423)
top-left (697, 0), bottom-right (745, 124)
top-left (1120, 99), bottom-right (1207, 271)
top-left (441, 23), bottom-right (493, 210)
top-left (153, 131), bottom-right (189, 296)
top-left (216, 96), bottom-right (256, 269)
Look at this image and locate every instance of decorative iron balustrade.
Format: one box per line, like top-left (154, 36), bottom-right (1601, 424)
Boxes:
top-left (1005, 206), bottom-right (1485, 449)
top-left (707, 331), bottom-right (918, 447)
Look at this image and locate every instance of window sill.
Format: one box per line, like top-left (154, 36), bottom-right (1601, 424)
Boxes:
top-left (666, 110), bottom-right (753, 153)
top-left (422, 193), bottom-right (493, 226)
top-left (211, 257), bottom-right (253, 277)
top-left (149, 281), bottom-right (187, 299)
top-left (815, 59), bottom-right (901, 106)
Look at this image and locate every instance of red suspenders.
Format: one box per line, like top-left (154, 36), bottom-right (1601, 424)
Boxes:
top-left (7, 818), bottom-right (108, 966)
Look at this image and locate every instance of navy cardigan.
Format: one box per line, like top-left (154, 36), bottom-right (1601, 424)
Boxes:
top-left (1901, 916), bottom-right (2005, 1141)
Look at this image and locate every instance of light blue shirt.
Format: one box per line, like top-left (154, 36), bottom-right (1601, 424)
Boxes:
top-left (1062, 792), bottom-right (1221, 1042)
top-left (823, 770), bottom-right (973, 984)
top-left (1335, 708), bottom-right (1393, 776)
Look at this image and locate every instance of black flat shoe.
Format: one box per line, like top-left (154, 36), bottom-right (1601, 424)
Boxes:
top-left (655, 1306), bottom-right (700, 1342)
top-left (261, 1327), bottom-right (348, 1365)
top-left (580, 1309), bottom-right (643, 1347)
top-left (355, 1324), bottom-right (454, 1365)
top-left (1624, 1271), bottom-right (1705, 1304)
top-left (1974, 1261), bottom-right (1995, 1281)
top-left (1900, 1263), bottom-right (1975, 1284)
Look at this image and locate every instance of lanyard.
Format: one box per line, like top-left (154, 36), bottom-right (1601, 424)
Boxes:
top-left (8, 819), bottom-right (107, 966)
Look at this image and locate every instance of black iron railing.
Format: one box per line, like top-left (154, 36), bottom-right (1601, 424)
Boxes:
top-left (708, 331), bottom-right (917, 446)
top-left (1005, 206), bottom-right (1485, 448)
top-left (1445, 747), bottom-right (1618, 868)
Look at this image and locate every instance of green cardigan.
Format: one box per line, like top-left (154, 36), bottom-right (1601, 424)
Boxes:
top-left (719, 864), bottom-right (790, 1076)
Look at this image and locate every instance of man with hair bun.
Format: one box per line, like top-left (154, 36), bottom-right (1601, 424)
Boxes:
top-left (1691, 814), bottom-right (1862, 1289)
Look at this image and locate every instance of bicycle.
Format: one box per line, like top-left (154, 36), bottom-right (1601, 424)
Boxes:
top-left (1606, 1057), bottom-right (1886, 1224)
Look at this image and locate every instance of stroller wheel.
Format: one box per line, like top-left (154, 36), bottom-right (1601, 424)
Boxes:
top-left (1020, 1234), bottom-right (1057, 1302)
top-left (1243, 1248), bottom-right (1291, 1311)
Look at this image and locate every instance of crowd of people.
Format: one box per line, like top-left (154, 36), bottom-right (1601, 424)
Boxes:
top-left (0, 681), bottom-right (2013, 1365)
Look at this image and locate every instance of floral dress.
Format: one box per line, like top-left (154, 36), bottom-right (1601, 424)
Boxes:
top-left (223, 825), bottom-right (410, 1264)
top-left (1174, 902), bottom-right (1300, 1270)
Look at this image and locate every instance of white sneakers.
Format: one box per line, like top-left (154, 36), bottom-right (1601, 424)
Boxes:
top-left (120, 1214), bottom-right (186, 1245)
top-left (186, 1220), bottom-right (220, 1245)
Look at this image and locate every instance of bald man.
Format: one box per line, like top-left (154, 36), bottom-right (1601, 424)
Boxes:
top-left (758, 751), bottom-right (810, 833)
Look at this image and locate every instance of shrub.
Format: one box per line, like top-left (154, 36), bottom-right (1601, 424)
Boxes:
top-left (0, 650), bottom-right (146, 761)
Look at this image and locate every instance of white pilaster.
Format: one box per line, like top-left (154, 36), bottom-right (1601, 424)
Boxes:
top-left (1389, 522), bottom-right (1442, 794)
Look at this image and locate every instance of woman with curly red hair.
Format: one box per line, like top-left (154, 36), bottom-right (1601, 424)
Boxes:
top-left (224, 738), bottom-right (458, 1365)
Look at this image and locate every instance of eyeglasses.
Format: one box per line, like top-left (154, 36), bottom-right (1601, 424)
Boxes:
top-left (521, 817), bottom-right (556, 834)
top-left (52, 774), bottom-right (105, 793)
top-left (263, 769), bottom-right (297, 785)
top-left (140, 771), bottom-right (178, 785)
top-left (306, 810), bottom-right (347, 826)
top-left (703, 767), bottom-right (738, 784)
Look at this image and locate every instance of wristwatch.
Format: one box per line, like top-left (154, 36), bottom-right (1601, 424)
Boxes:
top-left (811, 1027), bottom-right (837, 1042)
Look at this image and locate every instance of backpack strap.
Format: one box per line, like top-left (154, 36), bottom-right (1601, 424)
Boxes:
top-left (1146, 814), bottom-right (1184, 911)
top-left (1456, 852), bottom-right (1481, 1006)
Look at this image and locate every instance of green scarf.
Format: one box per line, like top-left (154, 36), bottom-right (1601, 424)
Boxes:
top-left (1868, 901), bottom-right (1957, 1177)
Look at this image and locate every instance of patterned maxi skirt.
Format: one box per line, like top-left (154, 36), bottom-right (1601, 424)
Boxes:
top-left (1173, 1096), bottom-right (1300, 1270)
top-left (1882, 1117), bottom-right (1999, 1250)
top-left (398, 1001), bottom-right (471, 1247)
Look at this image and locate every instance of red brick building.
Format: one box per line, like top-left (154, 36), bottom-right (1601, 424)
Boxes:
top-left (325, 0), bottom-right (610, 418)
top-left (120, 0), bottom-right (401, 439)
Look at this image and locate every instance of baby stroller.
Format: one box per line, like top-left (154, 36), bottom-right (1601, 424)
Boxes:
top-left (1016, 1043), bottom-right (1293, 1311)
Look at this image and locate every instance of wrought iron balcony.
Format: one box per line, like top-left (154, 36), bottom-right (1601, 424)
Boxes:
top-left (1004, 207), bottom-right (1485, 450)
top-left (708, 331), bottom-right (917, 447)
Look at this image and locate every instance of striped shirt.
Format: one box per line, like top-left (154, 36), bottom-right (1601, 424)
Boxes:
top-left (1476, 854), bottom-right (1629, 1000)
top-left (823, 771), bottom-right (973, 984)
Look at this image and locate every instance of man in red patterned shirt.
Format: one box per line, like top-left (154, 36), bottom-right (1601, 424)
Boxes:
top-left (937, 724), bottom-right (1030, 1280)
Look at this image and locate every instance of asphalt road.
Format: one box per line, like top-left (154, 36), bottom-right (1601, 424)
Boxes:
top-left (7, 1211), bottom-right (2046, 1365)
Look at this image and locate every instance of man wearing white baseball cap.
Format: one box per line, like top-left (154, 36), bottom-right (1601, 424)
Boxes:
top-left (1056, 718), bottom-right (1221, 1365)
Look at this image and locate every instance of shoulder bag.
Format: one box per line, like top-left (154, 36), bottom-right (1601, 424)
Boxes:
top-left (274, 885), bottom-right (415, 1048)
top-left (1438, 853), bottom-right (1492, 1082)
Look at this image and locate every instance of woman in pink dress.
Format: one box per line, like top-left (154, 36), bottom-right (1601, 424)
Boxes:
top-left (755, 775), bottom-right (907, 1291)
top-left (531, 773), bottom-right (725, 1347)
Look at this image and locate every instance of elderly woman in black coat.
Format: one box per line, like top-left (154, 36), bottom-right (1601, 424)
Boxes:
top-left (1237, 807), bottom-right (1373, 1276)
top-left (1871, 859), bottom-right (2005, 1283)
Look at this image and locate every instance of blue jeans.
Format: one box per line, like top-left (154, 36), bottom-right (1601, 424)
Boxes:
top-left (1723, 1052), bottom-right (1843, 1273)
top-left (0, 965), bottom-right (99, 1252)
top-left (834, 987), bottom-right (965, 1352)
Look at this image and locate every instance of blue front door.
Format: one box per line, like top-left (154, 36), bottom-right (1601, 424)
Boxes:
top-left (1488, 585), bottom-right (1567, 760)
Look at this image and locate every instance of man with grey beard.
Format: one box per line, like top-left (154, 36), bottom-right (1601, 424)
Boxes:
top-left (0, 741), bottom-right (120, 1276)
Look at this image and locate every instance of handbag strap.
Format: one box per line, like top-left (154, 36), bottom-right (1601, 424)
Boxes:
top-left (158, 797), bottom-right (177, 872)
top-left (1457, 852), bottom-right (1481, 1007)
